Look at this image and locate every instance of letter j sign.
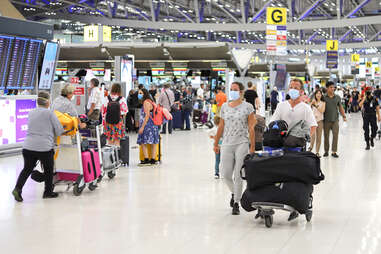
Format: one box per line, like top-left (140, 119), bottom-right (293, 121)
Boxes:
top-left (267, 8), bottom-right (287, 25)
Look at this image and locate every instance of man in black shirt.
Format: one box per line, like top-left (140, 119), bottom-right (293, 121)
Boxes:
top-left (244, 82), bottom-right (259, 112)
top-left (149, 85), bottom-right (157, 102)
top-left (374, 85), bottom-right (381, 100)
top-left (359, 91), bottom-right (381, 150)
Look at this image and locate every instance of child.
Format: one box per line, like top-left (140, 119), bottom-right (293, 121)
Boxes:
top-left (208, 116), bottom-right (222, 179)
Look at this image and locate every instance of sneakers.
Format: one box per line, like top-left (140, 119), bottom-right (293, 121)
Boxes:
top-left (230, 194), bottom-right (234, 208)
top-left (366, 144), bottom-right (370, 150)
top-left (331, 153), bottom-right (339, 158)
top-left (12, 188), bottom-right (23, 202)
top-left (232, 202), bottom-right (240, 215)
top-left (370, 138), bottom-right (375, 147)
top-left (323, 152), bottom-right (329, 157)
top-left (150, 159), bottom-right (158, 165)
top-left (316, 153), bottom-right (321, 158)
top-left (43, 192), bottom-right (59, 199)
top-left (138, 159), bottom-right (151, 167)
top-left (214, 174), bottom-right (220, 179)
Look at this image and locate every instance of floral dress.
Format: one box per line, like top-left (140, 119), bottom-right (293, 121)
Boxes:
top-left (137, 101), bottom-right (160, 145)
top-left (101, 94), bottom-right (128, 141)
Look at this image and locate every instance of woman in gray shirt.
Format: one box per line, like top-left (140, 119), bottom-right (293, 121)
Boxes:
top-left (12, 91), bottom-right (64, 202)
top-left (214, 82), bottom-right (257, 215)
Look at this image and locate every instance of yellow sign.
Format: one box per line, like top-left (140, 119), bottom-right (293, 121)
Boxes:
top-left (375, 67), bottom-right (380, 73)
top-left (103, 26), bottom-right (112, 42)
top-left (326, 40), bottom-right (338, 51)
top-left (351, 54), bottom-right (360, 63)
top-left (366, 61), bottom-right (372, 68)
top-left (266, 7), bottom-right (287, 25)
top-left (84, 25), bottom-right (99, 42)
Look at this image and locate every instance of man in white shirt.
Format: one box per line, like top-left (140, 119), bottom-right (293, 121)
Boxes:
top-left (87, 78), bottom-right (102, 121)
top-left (196, 83), bottom-right (205, 110)
top-left (271, 79), bottom-right (317, 137)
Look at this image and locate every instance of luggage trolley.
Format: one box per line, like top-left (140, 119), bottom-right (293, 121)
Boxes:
top-left (241, 146), bottom-right (314, 228)
top-left (192, 102), bottom-right (214, 129)
top-left (54, 125), bottom-right (103, 196)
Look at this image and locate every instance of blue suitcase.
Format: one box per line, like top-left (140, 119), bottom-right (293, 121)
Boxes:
top-left (172, 110), bottom-right (183, 130)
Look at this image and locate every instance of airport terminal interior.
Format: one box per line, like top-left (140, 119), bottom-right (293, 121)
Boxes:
top-left (1, 0), bottom-right (381, 253)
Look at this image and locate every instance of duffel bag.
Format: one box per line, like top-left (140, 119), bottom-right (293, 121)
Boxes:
top-left (242, 152), bottom-right (324, 190)
top-left (241, 182), bottom-right (313, 214)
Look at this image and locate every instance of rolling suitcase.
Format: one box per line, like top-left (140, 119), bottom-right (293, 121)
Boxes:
top-left (102, 146), bottom-right (119, 170)
top-left (139, 136), bottom-right (162, 162)
top-left (119, 137), bottom-right (130, 166)
top-left (172, 110), bottom-right (183, 129)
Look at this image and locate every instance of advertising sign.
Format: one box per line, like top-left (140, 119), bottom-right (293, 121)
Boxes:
top-left (0, 98), bottom-right (36, 145)
top-left (15, 99), bottom-right (36, 143)
top-left (39, 42), bottom-right (59, 90)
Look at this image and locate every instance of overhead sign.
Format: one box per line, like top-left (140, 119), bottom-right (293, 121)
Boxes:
top-left (266, 8), bottom-right (287, 56)
top-left (84, 25), bottom-right (99, 42)
top-left (326, 40), bottom-right (338, 51)
top-left (375, 67), bottom-right (380, 73)
top-left (266, 7), bottom-right (287, 25)
top-left (351, 54), bottom-right (360, 63)
top-left (326, 51), bottom-right (338, 69)
top-left (103, 26), bottom-right (112, 42)
top-left (366, 61), bottom-right (372, 68)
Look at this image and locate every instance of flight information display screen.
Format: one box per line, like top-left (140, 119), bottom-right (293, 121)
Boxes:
top-left (0, 35), bottom-right (42, 90)
top-left (0, 35), bottom-right (13, 89)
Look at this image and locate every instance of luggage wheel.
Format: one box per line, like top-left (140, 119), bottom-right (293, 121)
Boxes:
top-left (73, 184), bottom-right (85, 196)
top-left (108, 171), bottom-right (116, 179)
top-left (264, 215), bottom-right (273, 228)
top-left (288, 211), bottom-right (299, 221)
top-left (97, 174), bottom-right (104, 183)
top-left (305, 210), bottom-right (313, 222)
top-left (88, 182), bottom-right (97, 191)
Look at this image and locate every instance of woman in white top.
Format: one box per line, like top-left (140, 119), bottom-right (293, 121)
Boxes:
top-left (309, 89), bottom-right (326, 157)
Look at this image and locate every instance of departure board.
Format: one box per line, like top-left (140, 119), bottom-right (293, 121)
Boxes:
top-left (0, 35), bottom-right (13, 89)
top-left (21, 39), bottom-right (42, 89)
top-left (7, 37), bottom-right (28, 89)
top-left (2, 36), bottom-right (42, 89)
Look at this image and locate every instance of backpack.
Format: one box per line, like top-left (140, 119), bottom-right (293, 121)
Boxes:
top-left (106, 96), bottom-right (122, 124)
top-left (149, 100), bottom-right (173, 126)
top-left (263, 120), bottom-right (288, 148)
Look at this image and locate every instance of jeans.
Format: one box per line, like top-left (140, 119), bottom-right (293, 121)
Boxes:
top-left (215, 152), bottom-right (221, 175)
top-left (182, 109), bottom-right (191, 129)
top-left (15, 149), bottom-right (55, 194)
top-left (310, 120), bottom-right (324, 153)
top-left (162, 120), bottom-right (173, 134)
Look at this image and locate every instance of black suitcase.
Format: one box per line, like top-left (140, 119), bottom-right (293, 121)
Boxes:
top-left (240, 182), bottom-right (313, 214)
top-left (242, 152), bottom-right (324, 191)
top-left (119, 137), bottom-right (129, 166)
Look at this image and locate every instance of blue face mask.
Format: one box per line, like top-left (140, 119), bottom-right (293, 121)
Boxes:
top-left (229, 90), bottom-right (241, 101)
top-left (138, 94), bottom-right (143, 100)
top-left (288, 89), bottom-right (300, 100)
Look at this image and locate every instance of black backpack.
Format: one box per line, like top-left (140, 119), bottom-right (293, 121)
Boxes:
top-left (263, 120), bottom-right (288, 148)
top-left (106, 96), bottom-right (122, 124)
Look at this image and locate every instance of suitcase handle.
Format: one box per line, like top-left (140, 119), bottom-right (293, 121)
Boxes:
top-left (89, 150), bottom-right (98, 179)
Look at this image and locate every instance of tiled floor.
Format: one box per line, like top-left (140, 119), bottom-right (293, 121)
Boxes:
top-left (1, 112), bottom-right (380, 254)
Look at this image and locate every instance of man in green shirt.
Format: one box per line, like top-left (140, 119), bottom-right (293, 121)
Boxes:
top-left (323, 81), bottom-right (347, 158)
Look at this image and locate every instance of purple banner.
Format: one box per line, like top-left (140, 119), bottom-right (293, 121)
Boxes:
top-left (15, 99), bottom-right (36, 143)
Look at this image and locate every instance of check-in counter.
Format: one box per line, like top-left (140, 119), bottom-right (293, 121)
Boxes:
top-left (0, 95), bottom-right (37, 155)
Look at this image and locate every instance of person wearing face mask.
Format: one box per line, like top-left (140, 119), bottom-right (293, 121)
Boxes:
top-left (101, 83), bottom-right (128, 147)
top-left (323, 81), bottom-right (347, 158)
top-left (214, 82), bottom-right (257, 215)
top-left (52, 84), bottom-right (86, 129)
top-left (271, 79), bottom-right (318, 138)
top-left (359, 90), bottom-right (381, 150)
top-left (12, 91), bottom-right (64, 202)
